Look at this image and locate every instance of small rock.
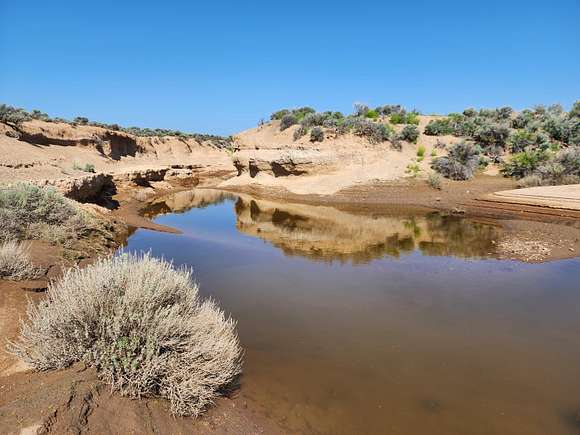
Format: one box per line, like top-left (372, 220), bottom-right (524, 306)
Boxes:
top-left (435, 197), bottom-right (441, 202)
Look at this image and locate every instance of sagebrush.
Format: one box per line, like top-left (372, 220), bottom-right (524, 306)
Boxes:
top-left (0, 240), bottom-right (39, 280)
top-left (9, 253), bottom-right (242, 417)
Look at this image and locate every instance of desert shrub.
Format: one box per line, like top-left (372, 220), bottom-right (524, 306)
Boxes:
top-left (0, 104), bottom-right (32, 125)
top-left (73, 162), bottom-right (96, 173)
top-left (301, 112), bottom-right (326, 128)
top-left (376, 105), bottom-right (404, 116)
top-left (554, 146), bottom-right (580, 176)
top-left (73, 117), bottom-right (89, 125)
top-left (279, 114), bottom-right (297, 131)
top-left (508, 130), bottom-right (537, 153)
top-left (399, 125), bottom-right (419, 143)
top-left (463, 108), bottom-right (477, 117)
top-left (365, 109), bottom-right (379, 119)
top-left (30, 109), bottom-right (49, 121)
top-left (517, 175), bottom-right (544, 188)
top-left (417, 145), bottom-right (426, 158)
top-left (473, 123), bottom-right (511, 148)
top-left (405, 163), bottom-right (421, 177)
top-left (0, 240), bottom-right (39, 280)
top-left (0, 183), bottom-right (78, 229)
top-left (500, 149), bottom-right (550, 178)
top-left (390, 137), bottom-right (402, 151)
top-left (427, 172), bottom-right (442, 190)
top-left (293, 125), bottom-right (307, 141)
top-left (270, 109), bottom-right (290, 120)
top-left (390, 112), bottom-right (419, 125)
top-left (495, 106), bottom-right (513, 120)
top-left (354, 103), bottom-right (369, 117)
top-left (431, 142), bottom-right (481, 180)
top-left (9, 253), bottom-right (242, 417)
top-left (570, 101), bottom-right (580, 119)
top-left (310, 127), bottom-right (324, 142)
top-left (424, 119), bottom-right (453, 136)
top-left (352, 120), bottom-right (392, 143)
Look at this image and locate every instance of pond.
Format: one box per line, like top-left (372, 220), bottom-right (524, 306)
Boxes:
top-left (124, 189), bottom-right (580, 435)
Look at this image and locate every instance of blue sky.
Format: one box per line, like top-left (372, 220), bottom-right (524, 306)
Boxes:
top-left (0, 0), bottom-right (578, 136)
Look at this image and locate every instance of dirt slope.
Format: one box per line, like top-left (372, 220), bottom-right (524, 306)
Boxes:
top-left (221, 115), bottom-right (471, 195)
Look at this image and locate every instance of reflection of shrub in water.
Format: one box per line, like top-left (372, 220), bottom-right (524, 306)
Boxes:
top-left (419, 213), bottom-right (500, 258)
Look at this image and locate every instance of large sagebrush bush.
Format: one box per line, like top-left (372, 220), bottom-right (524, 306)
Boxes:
top-left (0, 183), bottom-right (77, 226)
top-left (431, 142), bottom-right (481, 180)
top-left (10, 253), bottom-right (242, 417)
top-left (310, 126), bottom-right (324, 142)
top-left (424, 119), bottom-right (453, 136)
top-left (279, 114), bottom-right (297, 131)
top-left (352, 120), bottom-right (392, 143)
top-left (398, 125), bottom-right (419, 143)
top-left (500, 149), bottom-right (550, 178)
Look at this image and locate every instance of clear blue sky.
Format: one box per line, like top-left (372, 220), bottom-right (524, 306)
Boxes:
top-left (1, 0), bottom-right (578, 136)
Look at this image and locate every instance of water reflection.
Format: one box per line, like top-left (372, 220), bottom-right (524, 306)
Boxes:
top-left (143, 189), bottom-right (501, 263)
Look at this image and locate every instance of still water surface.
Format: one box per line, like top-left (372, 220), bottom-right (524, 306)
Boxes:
top-left (125, 189), bottom-right (580, 434)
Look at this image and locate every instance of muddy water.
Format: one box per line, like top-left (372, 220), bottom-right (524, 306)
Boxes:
top-left (126, 189), bottom-right (580, 435)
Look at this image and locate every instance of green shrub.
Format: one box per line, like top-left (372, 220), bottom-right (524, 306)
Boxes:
top-left (9, 253), bottom-right (242, 417)
top-left (399, 125), bottom-right (419, 143)
top-left (0, 183), bottom-right (78, 229)
top-left (500, 149), bottom-right (550, 178)
top-left (508, 130), bottom-right (537, 153)
top-left (424, 119), bottom-right (453, 136)
top-left (431, 142), bottom-right (481, 180)
top-left (310, 127), bottom-right (324, 142)
top-left (417, 145), bottom-right (426, 158)
top-left (73, 162), bottom-right (96, 173)
top-left (365, 109), bottom-right (379, 119)
top-left (270, 109), bottom-right (290, 120)
top-left (389, 112), bottom-right (418, 125)
top-left (473, 123), bottom-right (511, 148)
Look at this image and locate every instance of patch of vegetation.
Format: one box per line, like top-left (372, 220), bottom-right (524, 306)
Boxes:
top-left (427, 172), bottom-right (442, 190)
top-left (398, 125), bottom-right (419, 143)
top-left (293, 125), bottom-right (307, 141)
top-left (431, 142), bottom-right (481, 180)
top-left (0, 183), bottom-right (114, 254)
top-left (279, 114), bottom-right (297, 131)
top-left (73, 162), bottom-right (96, 173)
top-left (352, 120), bottom-right (393, 143)
top-left (390, 111), bottom-right (419, 125)
top-left (0, 104), bottom-right (232, 148)
top-left (310, 126), bottom-right (324, 142)
top-left (0, 240), bottom-right (40, 280)
top-left (9, 252), bottom-right (242, 417)
top-left (405, 162), bottom-right (421, 177)
top-left (500, 149), bottom-right (550, 178)
top-left (417, 145), bottom-right (426, 159)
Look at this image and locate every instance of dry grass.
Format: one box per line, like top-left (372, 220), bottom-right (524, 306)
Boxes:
top-left (9, 252), bottom-right (242, 417)
top-left (0, 240), bottom-right (40, 280)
